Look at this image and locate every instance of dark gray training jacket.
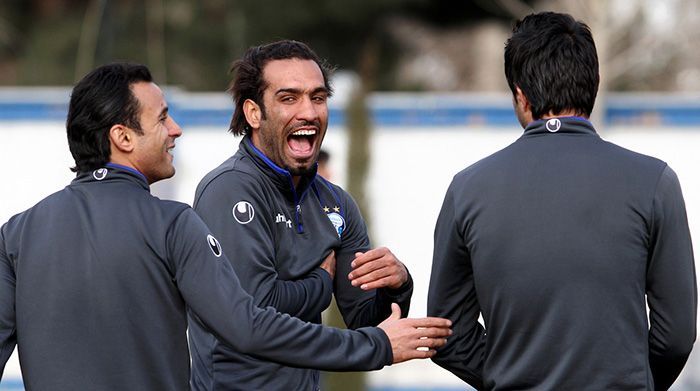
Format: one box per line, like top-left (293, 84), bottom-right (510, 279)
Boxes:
top-left (428, 117), bottom-right (696, 391)
top-left (189, 137), bottom-right (413, 390)
top-left (0, 164), bottom-right (392, 391)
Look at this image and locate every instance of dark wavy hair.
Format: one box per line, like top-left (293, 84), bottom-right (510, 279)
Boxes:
top-left (66, 62), bottom-right (152, 172)
top-left (228, 40), bottom-right (334, 136)
top-left (504, 12), bottom-right (599, 119)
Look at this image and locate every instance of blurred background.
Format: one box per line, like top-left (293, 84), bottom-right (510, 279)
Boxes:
top-left (1, 0), bottom-right (699, 390)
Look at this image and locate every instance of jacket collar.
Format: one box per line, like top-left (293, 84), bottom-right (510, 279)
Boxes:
top-left (521, 116), bottom-right (598, 138)
top-left (72, 163), bottom-right (150, 191)
top-left (239, 135), bottom-right (318, 201)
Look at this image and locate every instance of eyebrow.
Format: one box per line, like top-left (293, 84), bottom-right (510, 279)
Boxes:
top-left (275, 87), bottom-right (329, 96)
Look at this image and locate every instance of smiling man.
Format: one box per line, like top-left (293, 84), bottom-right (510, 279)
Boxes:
top-left (0, 62), bottom-right (452, 390)
top-left (189, 40), bottom-right (414, 390)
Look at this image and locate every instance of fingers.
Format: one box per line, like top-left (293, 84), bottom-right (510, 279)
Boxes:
top-left (403, 317), bottom-right (453, 329)
top-left (407, 336), bottom-right (448, 350)
top-left (396, 349), bottom-right (437, 362)
top-left (350, 256), bottom-right (394, 279)
top-left (353, 276), bottom-right (397, 291)
top-left (388, 302), bottom-right (401, 320)
top-left (379, 313), bottom-right (453, 362)
top-left (348, 247), bottom-right (408, 290)
top-left (413, 326), bottom-right (452, 339)
top-left (351, 247), bottom-right (388, 268)
top-left (391, 333), bottom-right (449, 364)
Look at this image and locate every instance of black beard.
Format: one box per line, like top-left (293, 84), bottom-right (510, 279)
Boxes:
top-left (287, 165), bottom-right (314, 177)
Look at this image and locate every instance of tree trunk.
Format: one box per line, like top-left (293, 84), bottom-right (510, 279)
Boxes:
top-left (322, 34), bottom-right (380, 391)
top-left (146, 0), bottom-right (167, 83)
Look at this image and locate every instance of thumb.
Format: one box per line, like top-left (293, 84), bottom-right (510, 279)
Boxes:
top-left (389, 303), bottom-right (401, 320)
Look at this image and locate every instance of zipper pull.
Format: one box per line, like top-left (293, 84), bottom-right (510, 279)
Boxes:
top-left (296, 204), bottom-right (304, 233)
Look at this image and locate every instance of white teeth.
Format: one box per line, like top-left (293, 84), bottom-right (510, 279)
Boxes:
top-left (291, 129), bottom-right (316, 136)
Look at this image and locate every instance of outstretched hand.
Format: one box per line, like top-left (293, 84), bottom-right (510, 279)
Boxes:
top-left (378, 303), bottom-right (452, 364)
top-left (349, 247), bottom-right (408, 290)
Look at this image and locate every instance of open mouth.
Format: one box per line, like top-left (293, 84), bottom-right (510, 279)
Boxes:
top-left (287, 128), bottom-right (317, 159)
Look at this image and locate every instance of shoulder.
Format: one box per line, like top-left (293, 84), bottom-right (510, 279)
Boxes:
top-left (314, 176), bottom-right (358, 210)
top-left (601, 139), bottom-right (667, 170)
top-left (194, 154), bottom-right (266, 205)
top-left (315, 176), bottom-right (349, 198)
top-left (1, 187), bottom-right (70, 235)
top-left (449, 145), bottom-right (511, 189)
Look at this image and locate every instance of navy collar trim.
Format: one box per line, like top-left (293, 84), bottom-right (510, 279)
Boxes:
top-left (245, 138), bottom-right (294, 179)
top-left (241, 136), bottom-right (318, 197)
top-left (106, 162), bottom-right (148, 183)
top-left (522, 116), bottom-right (598, 137)
top-left (73, 164), bottom-right (149, 191)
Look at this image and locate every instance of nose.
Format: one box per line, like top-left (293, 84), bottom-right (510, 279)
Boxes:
top-left (296, 96), bottom-right (321, 122)
top-left (168, 117), bottom-right (183, 138)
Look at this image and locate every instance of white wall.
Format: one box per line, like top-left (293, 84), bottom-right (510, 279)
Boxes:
top-left (1, 122), bottom-right (699, 390)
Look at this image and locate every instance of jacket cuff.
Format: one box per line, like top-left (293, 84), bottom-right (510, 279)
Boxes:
top-left (382, 269), bottom-right (414, 298)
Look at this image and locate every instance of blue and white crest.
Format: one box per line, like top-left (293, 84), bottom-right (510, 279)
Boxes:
top-left (326, 212), bottom-right (345, 238)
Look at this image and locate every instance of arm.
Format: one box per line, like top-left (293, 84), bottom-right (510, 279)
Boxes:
top-left (0, 226), bottom-right (17, 377)
top-left (334, 193), bottom-right (413, 329)
top-left (427, 183), bottom-right (485, 388)
top-left (646, 166), bottom-right (697, 391)
top-left (169, 209), bottom-right (449, 369)
top-left (194, 172), bottom-right (332, 322)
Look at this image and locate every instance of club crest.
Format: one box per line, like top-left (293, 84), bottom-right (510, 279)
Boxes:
top-left (326, 212), bottom-right (345, 238)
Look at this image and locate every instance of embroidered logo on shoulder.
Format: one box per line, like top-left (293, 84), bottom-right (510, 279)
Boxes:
top-left (232, 201), bottom-right (255, 224)
top-left (546, 118), bottom-right (561, 132)
top-left (326, 212), bottom-right (345, 238)
top-left (207, 234), bottom-right (223, 257)
top-left (93, 168), bottom-right (108, 180)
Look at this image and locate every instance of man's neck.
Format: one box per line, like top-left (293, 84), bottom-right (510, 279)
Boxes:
top-left (541, 110), bottom-right (586, 119)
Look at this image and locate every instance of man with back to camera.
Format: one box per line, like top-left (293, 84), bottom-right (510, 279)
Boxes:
top-left (188, 40), bottom-right (415, 390)
top-left (0, 62), bottom-right (452, 391)
top-left (428, 11), bottom-right (696, 391)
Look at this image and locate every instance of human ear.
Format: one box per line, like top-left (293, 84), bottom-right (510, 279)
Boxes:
top-left (515, 86), bottom-right (531, 112)
top-left (243, 99), bottom-right (262, 130)
top-left (108, 124), bottom-right (135, 153)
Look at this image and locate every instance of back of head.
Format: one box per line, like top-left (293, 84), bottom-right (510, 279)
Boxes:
top-left (67, 62), bottom-right (152, 173)
top-left (228, 39), bottom-right (334, 136)
top-left (504, 12), bottom-right (599, 119)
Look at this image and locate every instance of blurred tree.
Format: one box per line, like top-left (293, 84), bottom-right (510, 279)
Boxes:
top-left (0, 0), bottom-right (696, 92)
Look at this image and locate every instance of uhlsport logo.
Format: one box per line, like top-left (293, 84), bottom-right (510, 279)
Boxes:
top-left (275, 213), bottom-right (293, 229)
top-left (232, 201), bottom-right (255, 224)
top-left (326, 212), bottom-right (345, 238)
top-left (93, 168), bottom-right (108, 180)
top-left (546, 118), bottom-right (561, 132)
top-left (207, 234), bottom-right (223, 257)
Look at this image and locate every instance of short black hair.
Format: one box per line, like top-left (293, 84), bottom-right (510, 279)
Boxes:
top-left (504, 12), bottom-right (599, 119)
top-left (228, 39), bottom-right (334, 136)
top-left (66, 62), bottom-right (152, 173)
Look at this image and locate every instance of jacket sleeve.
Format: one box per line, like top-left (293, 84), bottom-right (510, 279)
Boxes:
top-left (646, 165), bottom-right (697, 391)
top-left (194, 172), bottom-right (332, 322)
top-left (168, 208), bottom-right (393, 370)
top-left (427, 182), bottom-right (485, 389)
top-left (0, 225), bottom-right (17, 377)
top-left (332, 189), bottom-right (413, 329)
